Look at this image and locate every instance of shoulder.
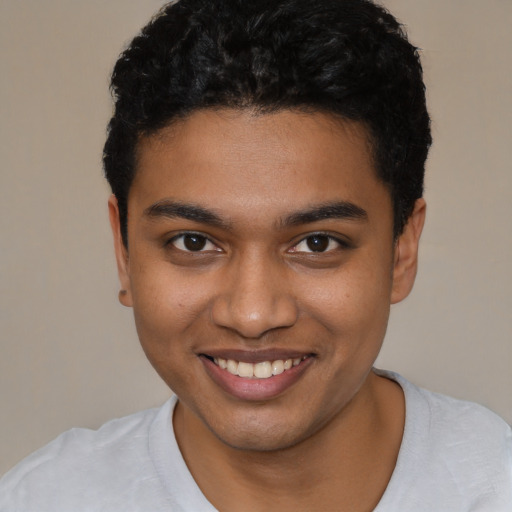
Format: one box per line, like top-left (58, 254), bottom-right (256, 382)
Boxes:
top-left (379, 369), bottom-right (511, 443)
top-left (402, 372), bottom-right (511, 451)
top-left (376, 370), bottom-right (512, 511)
top-left (0, 400), bottom-right (175, 512)
top-left (418, 381), bottom-right (511, 473)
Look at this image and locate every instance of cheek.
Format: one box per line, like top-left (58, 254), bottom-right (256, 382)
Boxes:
top-left (129, 265), bottom-right (215, 394)
top-left (303, 257), bottom-right (393, 347)
top-left (129, 260), bottom-right (212, 351)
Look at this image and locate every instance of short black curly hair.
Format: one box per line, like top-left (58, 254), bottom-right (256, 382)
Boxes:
top-left (103, 0), bottom-right (431, 245)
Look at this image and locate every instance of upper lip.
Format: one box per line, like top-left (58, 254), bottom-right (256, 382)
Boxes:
top-left (199, 349), bottom-right (315, 364)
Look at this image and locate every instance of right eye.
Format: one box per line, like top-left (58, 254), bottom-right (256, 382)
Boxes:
top-left (168, 233), bottom-right (220, 252)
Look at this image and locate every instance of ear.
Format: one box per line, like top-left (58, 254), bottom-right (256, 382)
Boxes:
top-left (391, 198), bottom-right (426, 304)
top-left (108, 194), bottom-right (133, 307)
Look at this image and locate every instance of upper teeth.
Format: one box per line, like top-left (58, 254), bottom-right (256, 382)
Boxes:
top-left (214, 357), bottom-right (304, 379)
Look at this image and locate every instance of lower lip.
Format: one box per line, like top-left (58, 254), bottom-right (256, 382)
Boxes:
top-left (201, 356), bottom-right (314, 401)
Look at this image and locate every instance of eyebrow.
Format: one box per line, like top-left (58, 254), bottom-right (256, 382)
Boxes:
top-left (143, 200), bottom-right (230, 229)
top-left (281, 201), bottom-right (368, 227)
top-left (143, 199), bottom-right (368, 230)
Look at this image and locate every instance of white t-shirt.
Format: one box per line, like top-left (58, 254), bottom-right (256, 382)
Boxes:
top-left (1, 371), bottom-right (511, 511)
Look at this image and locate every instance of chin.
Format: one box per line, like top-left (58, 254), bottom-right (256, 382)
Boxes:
top-left (200, 406), bottom-right (324, 453)
top-left (213, 427), bottom-right (306, 453)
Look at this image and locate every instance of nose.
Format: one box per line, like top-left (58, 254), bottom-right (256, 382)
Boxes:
top-left (211, 253), bottom-right (298, 339)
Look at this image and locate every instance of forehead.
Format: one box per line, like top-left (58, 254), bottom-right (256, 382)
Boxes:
top-left (130, 108), bottom-right (390, 224)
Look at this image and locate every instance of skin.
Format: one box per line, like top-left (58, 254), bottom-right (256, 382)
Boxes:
top-left (109, 108), bottom-right (425, 511)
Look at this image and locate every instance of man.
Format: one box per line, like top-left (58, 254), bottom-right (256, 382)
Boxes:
top-left (1, 0), bottom-right (511, 510)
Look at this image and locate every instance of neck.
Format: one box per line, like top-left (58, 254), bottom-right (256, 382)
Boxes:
top-left (173, 371), bottom-right (404, 512)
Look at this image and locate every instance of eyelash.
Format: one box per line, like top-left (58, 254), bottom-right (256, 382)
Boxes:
top-left (167, 232), bottom-right (349, 254)
top-left (290, 233), bottom-right (349, 254)
top-left (167, 232), bottom-right (220, 253)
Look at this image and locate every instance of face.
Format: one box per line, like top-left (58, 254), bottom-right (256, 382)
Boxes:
top-left (110, 109), bottom-right (424, 452)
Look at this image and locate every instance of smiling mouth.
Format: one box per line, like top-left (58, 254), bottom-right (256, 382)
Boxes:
top-left (204, 355), bottom-right (309, 379)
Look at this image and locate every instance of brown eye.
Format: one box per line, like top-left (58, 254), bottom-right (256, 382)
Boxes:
top-left (170, 233), bottom-right (219, 252)
top-left (306, 235), bottom-right (330, 252)
top-left (290, 234), bottom-right (345, 254)
top-left (183, 234), bottom-right (207, 251)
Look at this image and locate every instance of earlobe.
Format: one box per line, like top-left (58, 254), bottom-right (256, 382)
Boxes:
top-left (108, 194), bottom-right (133, 307)
top-left (391, 198), bottom-right (426, 305)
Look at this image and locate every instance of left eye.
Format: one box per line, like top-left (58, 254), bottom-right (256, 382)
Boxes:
top-left (291, 234), bottom-right (342, 253)
top-left (169, 233), bottom-right (219, 252)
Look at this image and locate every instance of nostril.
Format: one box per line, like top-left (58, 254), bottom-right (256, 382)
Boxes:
top-left (210, 276), bottom-right (298, 338)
